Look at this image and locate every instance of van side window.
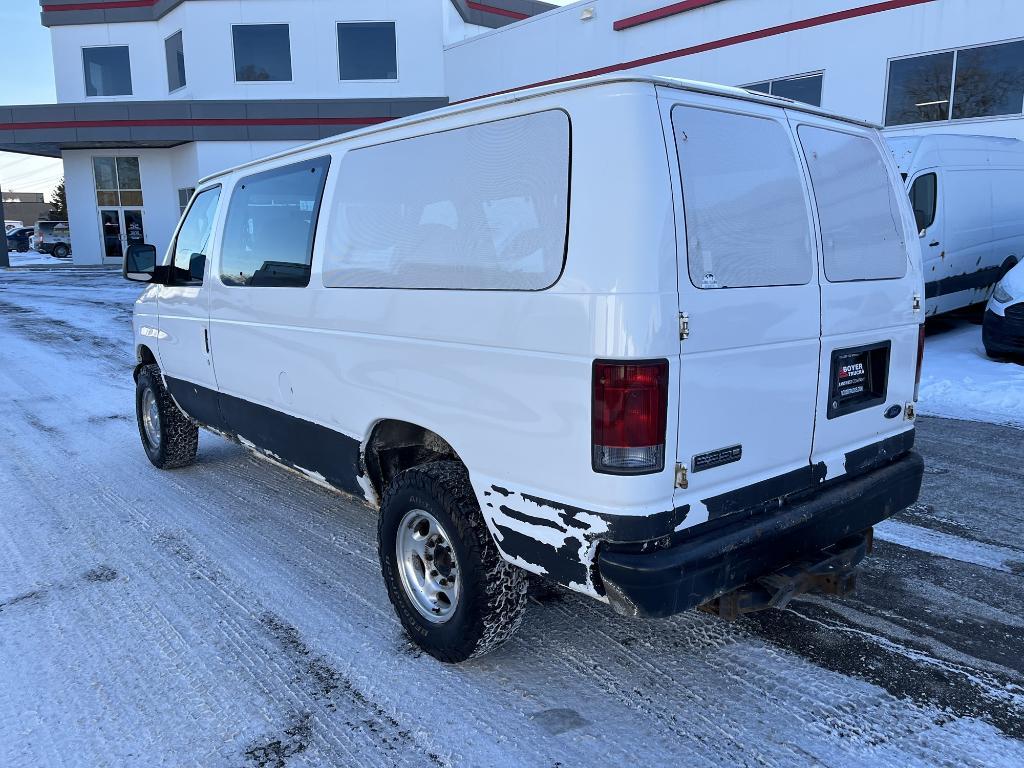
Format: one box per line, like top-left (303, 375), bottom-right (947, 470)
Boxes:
top-left (323, 110), bottom-right (570, 290)
top-left (798, 127), bottom-right (907, 282)
top-left (172, 186), bottom-right (221, 285)
top-left (220, 156), bottom-right (331, 287)
top-left (671, 106), bottom-right (814, 289)
top-left (909, 172), bottom-right (937, 232)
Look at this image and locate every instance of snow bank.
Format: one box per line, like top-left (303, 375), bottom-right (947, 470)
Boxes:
top-left (4, 249), bottom-right (68, 267)
top-left (918, 320), bottom-right (1024, 429)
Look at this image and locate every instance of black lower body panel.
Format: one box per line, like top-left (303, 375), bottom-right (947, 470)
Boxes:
top-left (598, 451), bottom-right (924, 618)
top-left (982, 308), bottom-right (1024, 359)
top-left (163, 375), bottom-right (364, 497)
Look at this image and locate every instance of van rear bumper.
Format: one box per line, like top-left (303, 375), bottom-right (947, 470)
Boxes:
top-left (597, 451), bottom-right (924, 618)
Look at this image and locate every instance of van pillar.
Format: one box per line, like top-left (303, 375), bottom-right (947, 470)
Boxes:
top-left (0, 186), bottom-right (9, 268)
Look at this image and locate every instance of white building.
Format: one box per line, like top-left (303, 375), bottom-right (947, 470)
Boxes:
top-left (2, 0), bottom-right (1022, 265)
top-left (1, 0), bottom-right (553, 264)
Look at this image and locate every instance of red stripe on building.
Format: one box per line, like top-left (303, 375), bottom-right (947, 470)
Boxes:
top-left (467, 2), bottom-right (529, 21)
top-left (470, 0), bottom-right (938, 101)
top-left (43, 0), bottom-right (157, 11)
top-left (614, 0), bottom-right (728, 32)
top-left (0, 117), bottom-right (390, 131)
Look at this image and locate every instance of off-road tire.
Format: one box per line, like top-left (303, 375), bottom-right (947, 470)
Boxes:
top-left (135, 364), bottom-right (198, 469)
top-left (378, 461), bottom-right (528, 662)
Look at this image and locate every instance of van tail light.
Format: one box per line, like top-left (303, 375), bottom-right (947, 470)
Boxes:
top-left (592, 359), bottom-right (669, 475)
top-left (914, 324), bottom-right (925, 402)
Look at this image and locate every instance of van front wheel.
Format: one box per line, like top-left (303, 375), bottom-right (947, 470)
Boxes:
top-left (135, 364), bottom-right (198, 469)
top-left (378, 461), bottom-right (527, 662)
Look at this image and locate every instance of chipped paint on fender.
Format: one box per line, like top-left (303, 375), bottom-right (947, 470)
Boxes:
top-left (478, 483), bottom-right (689, 599)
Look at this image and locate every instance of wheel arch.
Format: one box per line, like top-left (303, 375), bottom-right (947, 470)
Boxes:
top-left (133, 344), bottom-right (157, 381)
top-left (362, 419), bottom-right (465, 503)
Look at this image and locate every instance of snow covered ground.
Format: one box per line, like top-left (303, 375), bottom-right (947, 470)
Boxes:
top-left (5, 248), bottom-right (70, 267)
top-left (918, 316), bottom-right (1024, 429)
top-left (1, 266), bottom-right (1022, 767)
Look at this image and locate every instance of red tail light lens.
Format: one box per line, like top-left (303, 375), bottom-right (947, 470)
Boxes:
top-left (592, 359), bottom-right (669, 475)
top-left (914, 324), bottom-right (925, 402)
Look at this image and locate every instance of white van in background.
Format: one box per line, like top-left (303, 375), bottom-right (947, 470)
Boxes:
top-left (887, 134), bottom-right (1024, 316)
top-left (123, 76), bottom-right (925, 662)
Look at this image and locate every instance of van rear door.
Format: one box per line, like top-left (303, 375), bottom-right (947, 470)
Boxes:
top-left (791, 113), bottom-right (921, 480)
top-left (661, 90), bottom-right (822, 526)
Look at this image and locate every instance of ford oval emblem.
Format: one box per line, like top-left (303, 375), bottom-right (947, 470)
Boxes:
top-left (884, 404), bottom-right (902, 419)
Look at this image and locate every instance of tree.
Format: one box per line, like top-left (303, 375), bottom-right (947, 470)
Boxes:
top-left (48, 177), bottom-right (67, 221)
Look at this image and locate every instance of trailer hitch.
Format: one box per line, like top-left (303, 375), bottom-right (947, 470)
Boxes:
top-left (701, 529), bottom-right (873, 621)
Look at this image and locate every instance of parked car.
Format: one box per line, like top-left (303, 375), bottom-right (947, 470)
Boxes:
top-left (122, 75), bottom-right (925, 662)
top-left (983, 260), bottom-right (1024, 360)
top-left (887, 134), bottom-right (1024, 316)
top-left (33, 220), bottom-right (72, 258)
top-left (5, 220), bottom-right (24, 234)
top-left (6, 227), bottom-right (34, 252)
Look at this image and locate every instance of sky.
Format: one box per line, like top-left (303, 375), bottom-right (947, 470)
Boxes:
top-left (0, 0), bottom-right (578, 198)
top-left (0, 1), bottom-right (62, 197)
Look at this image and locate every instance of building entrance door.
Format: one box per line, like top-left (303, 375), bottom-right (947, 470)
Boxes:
top-left (98, 208), bottom-right (145, 260)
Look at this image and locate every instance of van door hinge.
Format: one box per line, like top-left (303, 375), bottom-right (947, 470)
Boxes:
top-left (679, 312), bottom-right (690, 341)
top-left (913, 294), bottom-right (922, 312)
top-left (675, 462), bottom-right (688, 489)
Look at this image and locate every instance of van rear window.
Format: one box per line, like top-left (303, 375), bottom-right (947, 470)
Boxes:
top-left (798, 127), bottom-right (907, 282)
top-left (323, 110), bottom-right (570, 291)
top-left (671, 105), bottom-right (814, 289)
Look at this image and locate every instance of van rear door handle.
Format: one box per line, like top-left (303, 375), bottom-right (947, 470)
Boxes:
top-left (929, 241), bottom-right (940, 247)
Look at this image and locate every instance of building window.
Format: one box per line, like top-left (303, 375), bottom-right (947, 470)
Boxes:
top-left (337, 22), bottom-right (397, 80)
top-left (178, 187), bottom-right (196, 216)
top-left (745, 73), bottom-right (823, 107)
top-left (232, 24), bottom-right (292, 82)
top-left (953, 41), bottom-right (1024, 120)
top-left (886, 41), bottom-right (1024, 126)
top-left (885, 52), bottom-right (955, 125)
top-left (83, 46), bottom-right (133, 97)
top-left (93, 157), bottom-right (143, 207)
top-left (220, 157), bottom-right (330, 287)
top-left (165, 31), bottom-right (186, 92)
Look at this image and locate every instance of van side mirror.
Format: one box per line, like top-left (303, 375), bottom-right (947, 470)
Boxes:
top-left (189, 252), bottom-right (206, 281)
top-left (913, 209), bottom-right (928, 236)
top-left (124, 243), bottom-right (159, 283)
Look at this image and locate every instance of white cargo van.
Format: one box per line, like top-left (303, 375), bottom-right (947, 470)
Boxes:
top-left (887, 134), bottom-right (1024, 316)
top-left (124, 76), bottom-right (925, 662)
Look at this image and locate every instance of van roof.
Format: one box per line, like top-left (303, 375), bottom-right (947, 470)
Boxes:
top-left (886, 133), bottom-right (1024, 175)
top-left (197, 74), bottom-right (879, 185)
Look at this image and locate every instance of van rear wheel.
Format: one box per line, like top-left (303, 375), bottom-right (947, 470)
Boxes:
top-left (378, 461), bottom-right (527, 662)
top-left (52, 243), bottom-right (69, 259)
top-left (135, 364), bottom-right (198, 469)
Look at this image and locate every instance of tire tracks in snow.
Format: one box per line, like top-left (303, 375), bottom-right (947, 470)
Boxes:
top-left (3, 268), bottom-right (1024, 767)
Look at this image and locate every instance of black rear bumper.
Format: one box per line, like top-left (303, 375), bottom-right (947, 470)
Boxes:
top-left (598, 451), bottom-right (924, 618)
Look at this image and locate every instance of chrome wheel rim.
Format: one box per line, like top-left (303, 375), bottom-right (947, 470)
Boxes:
top-left (141, 388), bottom-right (161, 448)
top-left (396, 509), bottom-right (460, 623)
